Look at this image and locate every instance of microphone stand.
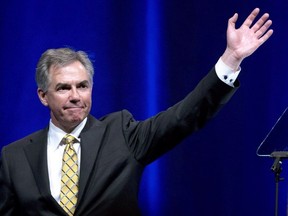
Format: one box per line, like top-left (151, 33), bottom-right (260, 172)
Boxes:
top-left (270, 151), bottom-right (288, 216)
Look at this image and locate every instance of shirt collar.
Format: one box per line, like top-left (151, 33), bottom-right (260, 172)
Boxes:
top-left (48, 118), bottom-right (88, 151)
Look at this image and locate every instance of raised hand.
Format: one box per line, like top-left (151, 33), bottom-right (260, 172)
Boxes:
top-left (221, 8), bottom-right (273, 70)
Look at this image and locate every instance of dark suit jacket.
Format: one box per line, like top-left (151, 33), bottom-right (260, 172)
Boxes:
top-left (0, 69), bottom-right (238, 215)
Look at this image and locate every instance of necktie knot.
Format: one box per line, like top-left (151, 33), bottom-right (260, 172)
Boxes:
top-left (63, 134), bottom-right (77, 146)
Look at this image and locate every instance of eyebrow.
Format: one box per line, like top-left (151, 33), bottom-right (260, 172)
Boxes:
top-left (55, 80), bottom-right (91, 89)
top-left (76, 80), bottom-right (90, 87)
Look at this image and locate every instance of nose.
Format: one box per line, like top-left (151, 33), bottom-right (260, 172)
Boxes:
top-left (69, 87), bottom-right (80, 101)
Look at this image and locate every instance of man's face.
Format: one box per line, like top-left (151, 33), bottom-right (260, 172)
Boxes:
top-left (38, 61), bottom-right (92, 132)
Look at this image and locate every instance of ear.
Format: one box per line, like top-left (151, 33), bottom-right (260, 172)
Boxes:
top-left (37, 88), bottom-right (49, 106)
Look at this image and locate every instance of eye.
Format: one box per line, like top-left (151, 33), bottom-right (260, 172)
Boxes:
top-left (79, 83), bottom-right (88, 88)
top-left (77, 81), bottom-right (90, 89)
top-left (56, 84), bottom-right (70, 92)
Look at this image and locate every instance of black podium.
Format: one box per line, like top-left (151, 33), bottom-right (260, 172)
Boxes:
top-left (257, 107), bottom-right (288, 216)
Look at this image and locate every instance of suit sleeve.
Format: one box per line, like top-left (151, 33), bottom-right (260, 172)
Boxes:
top-left (122, 68), bottom-right (239, 165)
top-left (0, 148), bottom-right (21, 216)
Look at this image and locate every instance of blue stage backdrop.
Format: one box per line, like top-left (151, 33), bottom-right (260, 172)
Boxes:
top-left (1, 0), bottom-right (287, 215)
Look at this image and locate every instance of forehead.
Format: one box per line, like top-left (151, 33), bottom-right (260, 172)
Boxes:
top-left (49, 61), bottom-right (90, 83)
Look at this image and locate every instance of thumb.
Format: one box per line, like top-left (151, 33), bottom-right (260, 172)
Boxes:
top-left (228, 13), bottom-right (238, 30)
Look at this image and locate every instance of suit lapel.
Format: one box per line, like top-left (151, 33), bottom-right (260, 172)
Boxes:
top-left (23, 128), bottom-right (67, 215)
top-left (76, 115), bottom-right (107, 207)
top-left (22, 115), bottom-right (107, 214)
top-left (23, 128), bottom-right (51, 198)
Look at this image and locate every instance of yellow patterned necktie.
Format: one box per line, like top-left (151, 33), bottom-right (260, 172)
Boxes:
top-left (60, 134), bottom-right (79, 216)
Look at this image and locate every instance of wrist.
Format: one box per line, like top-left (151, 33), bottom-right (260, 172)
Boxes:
top-left (221, 48), bottom-right (243, 71)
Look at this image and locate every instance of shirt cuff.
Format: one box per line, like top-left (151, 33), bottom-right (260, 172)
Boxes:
top-left (215, 58), bottom-right (241, 87)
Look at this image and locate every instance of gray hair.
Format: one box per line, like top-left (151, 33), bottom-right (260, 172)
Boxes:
top-left (35, 48), bottom-right (94, 92)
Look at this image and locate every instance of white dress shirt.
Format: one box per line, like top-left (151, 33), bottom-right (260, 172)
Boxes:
top-left (47, 118), bottom-right (87, 203)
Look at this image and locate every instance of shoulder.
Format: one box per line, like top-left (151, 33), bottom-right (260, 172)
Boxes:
top-left (86, 110), bottom-right (137, 130)
top-left (2, 128), bottom-right (47, 152)
top-left (95, 110), bottom-right (135, 123)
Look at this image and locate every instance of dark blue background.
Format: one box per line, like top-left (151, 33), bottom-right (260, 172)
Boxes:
top-left (1, 0), bottom-right (287, 215)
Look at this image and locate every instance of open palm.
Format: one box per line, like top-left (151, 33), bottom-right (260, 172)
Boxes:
top-left (227, 8), bottom-right (273, 60)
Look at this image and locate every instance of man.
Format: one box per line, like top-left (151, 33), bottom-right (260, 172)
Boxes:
top-left (0, 8), bottom-right (273, 216)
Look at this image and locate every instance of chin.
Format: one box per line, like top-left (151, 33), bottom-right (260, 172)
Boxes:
top-left (70, 117), bottom-right (84, 123)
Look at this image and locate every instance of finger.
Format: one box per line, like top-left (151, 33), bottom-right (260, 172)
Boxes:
top-left (251, 13), bottom-right (270, 33)
top-left (258, 29), bottom-right (273, 46)
top-left (255, 19), bottom-right (273, 39)
top-left (228, 13), bottom-right (238, 29)
top-left (242, 8), bottom-right (260, 28)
